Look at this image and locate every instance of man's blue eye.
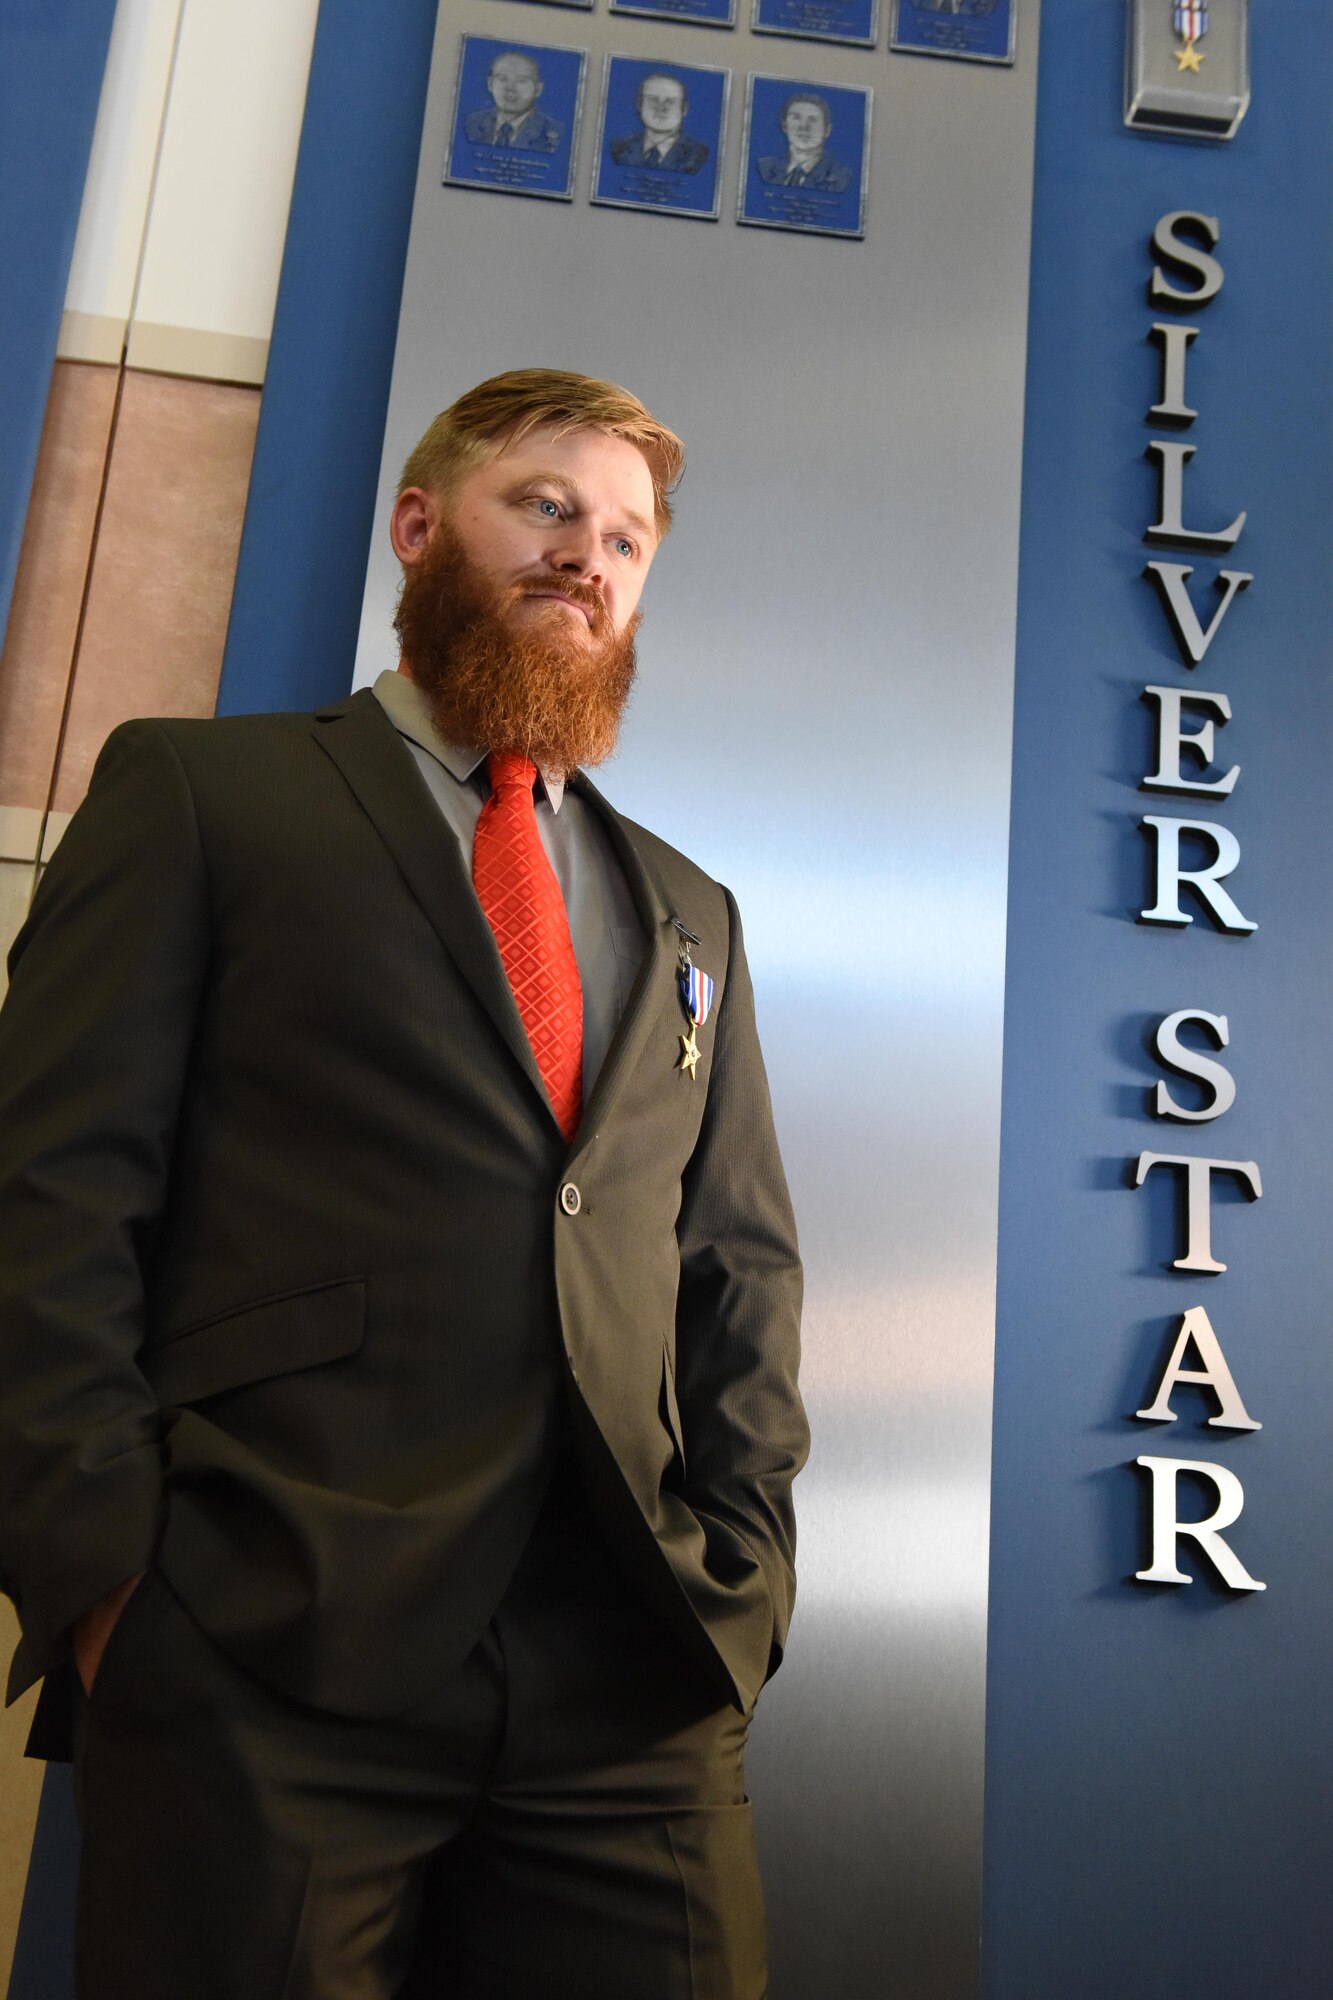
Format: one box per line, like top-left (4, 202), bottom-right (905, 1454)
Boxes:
top-left (615, 539), bottom-right (634, 558)
top-left (538, 498), bottom-right (559, 517)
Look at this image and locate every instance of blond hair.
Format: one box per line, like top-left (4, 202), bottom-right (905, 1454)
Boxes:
top-left (398, 368), bottom-right (685, 537)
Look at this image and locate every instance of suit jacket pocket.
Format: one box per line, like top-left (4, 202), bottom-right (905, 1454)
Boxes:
top-left (142, 1277), bottom-right (366, 1407)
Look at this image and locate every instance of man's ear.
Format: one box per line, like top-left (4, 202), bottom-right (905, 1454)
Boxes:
top-left (390, 487), bottom-right (443, 566)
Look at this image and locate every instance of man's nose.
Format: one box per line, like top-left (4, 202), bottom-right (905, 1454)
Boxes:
top-left (548, 521), bottom-right (605, 585)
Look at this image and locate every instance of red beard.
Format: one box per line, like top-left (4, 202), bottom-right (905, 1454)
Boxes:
top-left (392, 519), bottom-right (639, 772)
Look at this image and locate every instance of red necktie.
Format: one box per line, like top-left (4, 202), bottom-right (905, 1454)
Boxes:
top-left (473, 751), bottom-right (583, 1140)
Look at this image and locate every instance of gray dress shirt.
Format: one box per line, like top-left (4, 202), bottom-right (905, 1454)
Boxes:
top-left (373, 669), bottom-right (646, 1102)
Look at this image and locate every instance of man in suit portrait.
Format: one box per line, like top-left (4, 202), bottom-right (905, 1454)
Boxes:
top-left (757, 91), bottom-right (852, 192)
top-left (463, 49), bottom-right (562, 151)
top-left (0, 369), bottom-right (807, 1999)
top-left (610, 72), bottom-right (710, 175)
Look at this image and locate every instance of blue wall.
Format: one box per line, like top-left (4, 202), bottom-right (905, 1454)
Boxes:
top-left (0, 0), bottom-right (117, 650)
top-left (984, 4), bottom-right (1333, 1994)
top-left (215, 0), bottom-right (437, 717)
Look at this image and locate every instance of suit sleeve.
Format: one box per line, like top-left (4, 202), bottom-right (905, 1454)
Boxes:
top-left (0, 720), bottom-right (210, 1689)
top-left (673, 888), bottom-right (808, 1682)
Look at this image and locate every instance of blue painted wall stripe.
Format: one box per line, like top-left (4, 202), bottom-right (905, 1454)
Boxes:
top-left (214, 0), bottom-right (438, 719)
top-left (0, 0), bottom-right (118, 651)
top-left (985, 4), bottom-right (1333, 1994)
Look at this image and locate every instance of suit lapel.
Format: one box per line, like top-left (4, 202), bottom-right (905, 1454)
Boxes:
top-left (311, 692), bottom-right (555, 1122)
top-left (566, 770), bottom-right (681, 1152)
top-left (313, 698), bottom-right (696, 1150)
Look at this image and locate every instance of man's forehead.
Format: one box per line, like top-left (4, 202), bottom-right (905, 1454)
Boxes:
top-left (471, 428), bottom-right (656, 520)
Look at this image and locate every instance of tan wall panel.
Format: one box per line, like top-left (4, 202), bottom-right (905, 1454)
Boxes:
top-left (0, 862), bottom-right (37, 1003)
top-left (125, 322), bottom-right (268, 387)
top-left (0, 368), bottom-right (259, 1993)
top-left (0, 363), bottom-right (120, 851)
top-left (0, 1597), bottom-right (43, 1995)
top-left (53, 370), bottom-right (260, 814)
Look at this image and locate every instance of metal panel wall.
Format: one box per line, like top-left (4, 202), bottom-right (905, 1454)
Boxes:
top-left (356, 6), bottom-right (1039, 1990)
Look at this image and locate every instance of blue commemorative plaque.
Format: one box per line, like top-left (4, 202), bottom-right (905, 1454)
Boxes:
top-left (592, 56), bottom-right (729, 220)
top-left (445, 36), bottom-right (586, 201)
top-left (738, 74), bottom-right (871, 238)
top-left (753, 0), bottom-right (878, 50)
top-left (890, 0), bottom-right (1016, 65)
top-left (609, 0), bottom-right (737, 26)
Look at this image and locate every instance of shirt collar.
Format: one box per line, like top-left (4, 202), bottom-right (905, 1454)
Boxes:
top-left (372, 667), bottom-right (566, 811)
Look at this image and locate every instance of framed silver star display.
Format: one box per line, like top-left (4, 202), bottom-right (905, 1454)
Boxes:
top-left (1125, 0), bottom-right (1250, 140)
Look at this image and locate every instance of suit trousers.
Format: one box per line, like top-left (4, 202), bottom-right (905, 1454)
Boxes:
top-left (71, 1466), bottom-right (766, 2000)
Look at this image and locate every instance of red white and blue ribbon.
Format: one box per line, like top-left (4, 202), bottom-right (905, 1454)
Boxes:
top-left (679, 961), bottom-right (714, 1027)
top-left (1174, 0), bottom-right (1207, 44)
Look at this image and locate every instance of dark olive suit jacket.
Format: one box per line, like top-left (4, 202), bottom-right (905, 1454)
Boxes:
top-left (0, 690), bottom-right (806, 1749)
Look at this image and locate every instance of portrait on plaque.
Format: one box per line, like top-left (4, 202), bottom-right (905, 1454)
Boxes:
top-left (445, 36), bottom-right (586, 201)
top-left (752, 0), bottom-right (878, 50)
top-left (592, 57), bottom-right (729, 219)
top-left (609, 0), bottom-right (737, 26)
top-left (738, 75), bottom-right (870, 238)
top-left (889, 0), bottom-right (1016, 64)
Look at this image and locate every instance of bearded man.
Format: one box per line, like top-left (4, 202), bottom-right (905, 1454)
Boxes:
top-left (0, 369), bottom-right (807, 2000)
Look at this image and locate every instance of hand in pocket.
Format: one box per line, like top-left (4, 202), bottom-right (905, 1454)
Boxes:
top-left (72, 1573), bottom-right (145, 1696)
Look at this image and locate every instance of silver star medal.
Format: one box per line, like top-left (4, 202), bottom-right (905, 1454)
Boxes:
top-left (673, 923), bottom-right (713, 1082)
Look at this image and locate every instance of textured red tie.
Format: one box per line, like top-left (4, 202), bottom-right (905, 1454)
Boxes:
top-left (473, 751), bottom-right (584, 1140)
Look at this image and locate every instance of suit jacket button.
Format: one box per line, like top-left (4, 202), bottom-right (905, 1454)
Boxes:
top-left (559, 1182), bottom-right (581, 1215)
